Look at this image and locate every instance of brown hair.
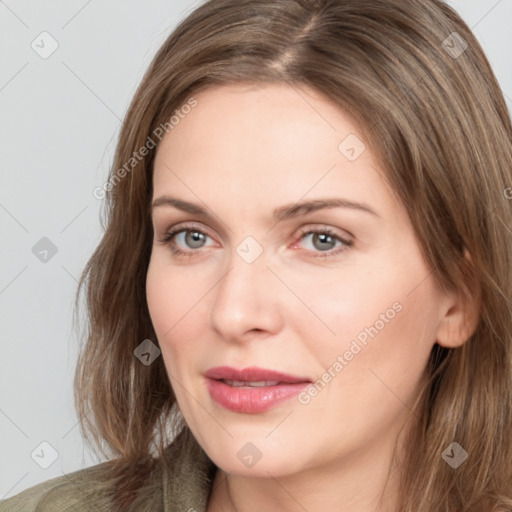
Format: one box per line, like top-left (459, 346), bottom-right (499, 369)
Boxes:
top-left (75, 0), bottom-right (512, 510)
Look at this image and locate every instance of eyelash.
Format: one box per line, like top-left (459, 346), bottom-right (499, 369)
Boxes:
top-left (157, 223), bottom-right (353, 259)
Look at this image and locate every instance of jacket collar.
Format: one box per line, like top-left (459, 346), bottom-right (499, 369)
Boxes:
top-left (162, 426), bottom-right (217, 511)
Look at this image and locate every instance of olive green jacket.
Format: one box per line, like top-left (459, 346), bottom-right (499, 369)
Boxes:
top-left (0, 428), bottom-right (217, 512)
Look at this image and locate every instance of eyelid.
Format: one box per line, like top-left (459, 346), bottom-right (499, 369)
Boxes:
top-left (156, 221), bottom-right (218, 246)
top-left (293, 224), bottom-right (353, 243)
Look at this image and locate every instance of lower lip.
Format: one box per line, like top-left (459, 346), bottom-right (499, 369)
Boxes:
top-left (206, 378), bottom-right (310, 413)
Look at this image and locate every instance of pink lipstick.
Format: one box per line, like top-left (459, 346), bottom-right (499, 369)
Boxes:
top-left (204, 366), bottom-right (311, 414)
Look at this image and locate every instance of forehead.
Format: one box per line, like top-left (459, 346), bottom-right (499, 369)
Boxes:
top-left (152, 83), bottom-right (400, 221)
top-left (155, 82), bottom-right (353, 166)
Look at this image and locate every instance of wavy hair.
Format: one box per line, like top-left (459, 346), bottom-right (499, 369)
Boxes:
top-left (74, 0), bottom-right (512, 510)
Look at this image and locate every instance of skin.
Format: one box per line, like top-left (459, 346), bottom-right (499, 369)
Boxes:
top-left (146, 82), bottom-right (476, 512)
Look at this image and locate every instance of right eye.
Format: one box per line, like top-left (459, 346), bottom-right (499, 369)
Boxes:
top-left (158, 224), bottom-right (216, 257)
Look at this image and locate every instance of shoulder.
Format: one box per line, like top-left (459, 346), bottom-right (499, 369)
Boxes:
top-left (0, 428), bottom-right (216, 512)
top-left (0, 461), bottom-right (115, 512)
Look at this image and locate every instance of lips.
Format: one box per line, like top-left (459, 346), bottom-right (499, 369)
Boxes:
top-left (204, 366), bottom-right (311, 384)
top-left (204, 366), bottom-right (312, 413)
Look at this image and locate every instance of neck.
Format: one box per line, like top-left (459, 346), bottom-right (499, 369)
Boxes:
top-left (206, 432), bottom-right (406, 512)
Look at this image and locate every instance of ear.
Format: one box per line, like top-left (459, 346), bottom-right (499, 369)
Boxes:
top-left (435, 250), bottom-right (481, 349)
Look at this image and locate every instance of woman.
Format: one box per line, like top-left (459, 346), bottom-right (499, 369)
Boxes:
top-left (2, 0), bottom-right (511, 510)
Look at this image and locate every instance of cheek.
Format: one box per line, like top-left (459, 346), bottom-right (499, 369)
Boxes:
top-left (146, 259), bottom-right (209, 367)
top-left (325, 286), bottom-right (439, 416)
top-left (147, 257), bottom-right (199, 334)
top-left (306, 263), bottom-right (439, 395)
top-left (146, 263), bottom-right (173, 336)
top-left (360, 299), bottom-right (434, 376)
top-left (289, 263), bottom-right (405, 353)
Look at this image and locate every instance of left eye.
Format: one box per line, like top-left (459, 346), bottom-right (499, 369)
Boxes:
top-left (158, 226), bottom-right (353, 258)
top-left (298, 230), bottom-right (349, 253)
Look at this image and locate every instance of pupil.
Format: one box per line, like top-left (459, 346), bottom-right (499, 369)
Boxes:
top-left (315, 233), bottom-right (334, 251)
top-left (187, 231), bottom-right (204, 248)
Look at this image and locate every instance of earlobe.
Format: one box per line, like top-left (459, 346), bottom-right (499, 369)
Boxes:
top-left (435, 250), bottom-right (481, 349)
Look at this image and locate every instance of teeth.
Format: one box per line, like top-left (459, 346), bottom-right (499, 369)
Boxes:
top-left (223, 380), bottom-right (280, 387)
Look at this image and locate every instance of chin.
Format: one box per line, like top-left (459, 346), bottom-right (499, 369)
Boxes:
top-left (200, 433), bottom-right (312, 478)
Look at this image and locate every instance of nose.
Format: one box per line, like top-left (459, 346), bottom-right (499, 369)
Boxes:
top-left (209, 244), bottom-right (284, 343)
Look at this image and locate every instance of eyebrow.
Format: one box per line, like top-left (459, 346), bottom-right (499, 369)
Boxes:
top-left (151, 195), bottom-right (380, 222)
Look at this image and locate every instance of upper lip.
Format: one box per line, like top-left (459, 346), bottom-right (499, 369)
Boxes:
top-left (205, 366), bottom-right (312, 384)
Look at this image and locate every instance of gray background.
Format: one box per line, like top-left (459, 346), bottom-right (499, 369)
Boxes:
top-left (1, 0), bottom-right (511, 499)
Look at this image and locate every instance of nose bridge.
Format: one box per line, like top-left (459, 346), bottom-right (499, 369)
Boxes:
top-left (222, 233), bottom-right (269, 294)
top-left (215, 236), bottom-right (269, 312)
top-left (209, 235), bottom-right (282, 339)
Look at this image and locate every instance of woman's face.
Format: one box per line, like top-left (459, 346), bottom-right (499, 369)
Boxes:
top-left (147, 82), bottom-right (451, 477)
